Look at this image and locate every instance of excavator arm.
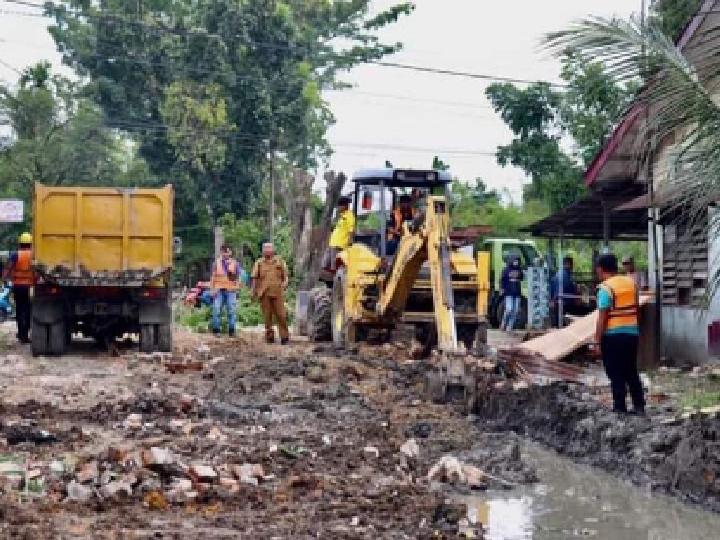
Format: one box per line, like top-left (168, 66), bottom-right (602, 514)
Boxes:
top-left (376, 195), bottom-right (459, 352)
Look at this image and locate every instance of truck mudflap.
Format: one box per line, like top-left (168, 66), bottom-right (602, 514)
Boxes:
top-left (139, 301), bottom-right (171, 324)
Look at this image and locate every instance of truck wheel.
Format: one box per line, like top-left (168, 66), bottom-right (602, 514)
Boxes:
top-left (308, 286), bottom-right (331, 342)
top-left (48, 321), bottom-right (66, 356)
top-left (156, 324), bottom-right (172, 352)
top-left (31, 321), bottom-right (48, 357)
top-left (140, 324), bottom-right (156, 353)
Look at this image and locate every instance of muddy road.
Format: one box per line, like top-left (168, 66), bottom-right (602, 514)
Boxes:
top-left (2, 325), bottom-right (720, 539)
top-left (0, 328), bottom-right (534, 539)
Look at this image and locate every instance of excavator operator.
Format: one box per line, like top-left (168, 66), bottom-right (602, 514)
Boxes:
top-left (386, 194), bottom-right (415, 256)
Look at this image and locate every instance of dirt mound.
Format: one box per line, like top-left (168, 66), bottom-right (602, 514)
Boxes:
top-left (474, 382), bottom-right (720, 512)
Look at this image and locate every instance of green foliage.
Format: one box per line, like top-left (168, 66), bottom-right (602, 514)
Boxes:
top-left (0, 64), bottom-right (159, 245)
top-left (650, 0), bottom-right (702, 40)
top-left (46, 0), bottom-right (414, 224)
top-left (451, 179), bottom-right (548, 237)
top-left (681, 390), bottom-right (720, 411)
top-left (219, 213), bottom-right (294, 271)
top-left (486, 53), bottom-right (635, 212)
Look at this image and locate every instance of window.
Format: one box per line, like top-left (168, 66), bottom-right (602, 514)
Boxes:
top-left (662, 220), bottom-right (708, 306)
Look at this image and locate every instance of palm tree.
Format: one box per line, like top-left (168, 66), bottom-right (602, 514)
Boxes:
top-left (545, 14), bottom-right (720, 302)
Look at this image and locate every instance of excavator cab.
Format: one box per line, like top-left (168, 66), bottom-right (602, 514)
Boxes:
top-left (299, 168), bottom-right (491, 364)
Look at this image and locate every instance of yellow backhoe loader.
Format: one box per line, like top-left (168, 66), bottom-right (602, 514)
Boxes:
top-left (297, 168), bottom-right (490, 402)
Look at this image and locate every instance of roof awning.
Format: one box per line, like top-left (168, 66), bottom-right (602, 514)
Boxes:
top-left (614, 186), bottom-right (679, 211)
top-left (523, 186), bottom-right (648, 240)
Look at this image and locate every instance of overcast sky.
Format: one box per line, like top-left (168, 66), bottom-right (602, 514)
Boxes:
top-left (0, 0), bottom-right (640, 200)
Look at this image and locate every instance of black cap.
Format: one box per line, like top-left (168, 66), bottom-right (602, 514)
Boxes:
top-left (338, 196), bottom-right (351, 206)
top-left (596, 253), bottom-right (618, 273)
top-left (399, 194), bottom-right (412, 203)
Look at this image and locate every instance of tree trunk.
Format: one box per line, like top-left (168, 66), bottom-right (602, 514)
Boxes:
top-left (299, 171), bottom-right (346, 289)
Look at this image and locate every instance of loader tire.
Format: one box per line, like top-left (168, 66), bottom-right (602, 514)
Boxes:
top-left (31, 321), bottom-right (48, 357)
top-left (308, 286), bottom-right (332, 342)
top-left (48, 320), bottom-right (67, 356)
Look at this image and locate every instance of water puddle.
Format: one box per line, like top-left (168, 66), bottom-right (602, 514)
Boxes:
top-left (454, 444), bottom-right (720, 540)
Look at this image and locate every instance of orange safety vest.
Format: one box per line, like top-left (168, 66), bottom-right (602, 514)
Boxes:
top-left (599, 275), bottom-right (638, 330)
top-left (11, 249), bottom-right (34, 286)
top-left (211, 257), bottom-right (239, 291)
top-left (389, 207), bottom-right (414, 239)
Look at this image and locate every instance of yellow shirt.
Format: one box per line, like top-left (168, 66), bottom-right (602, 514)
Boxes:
top-left (328, 209), bottom-right (355, 248)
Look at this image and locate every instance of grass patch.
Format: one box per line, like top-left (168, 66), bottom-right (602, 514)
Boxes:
top-left (175, 286), bottom-right (295, 333)
top-left (681, 390), bottom-right (720, 410)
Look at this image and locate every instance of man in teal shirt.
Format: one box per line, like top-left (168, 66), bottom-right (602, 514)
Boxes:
top-left (593, 253), bottom-right (644, 415)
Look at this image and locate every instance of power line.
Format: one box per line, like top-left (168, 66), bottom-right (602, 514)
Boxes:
top-left (0, 0), bottom-right (566, 88)
top-left (373, 61), bottom-right (568, 88)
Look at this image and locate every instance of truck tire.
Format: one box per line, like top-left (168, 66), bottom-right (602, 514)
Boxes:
top-left (156, 324), bottom-right (172, 352)
top-left (140, 324), bottom-right (156, 353)
top-left (31, 321), bottom-right (48, 357)
top-left (48, 321), bottom-right (66, 356)
top-left (308, 286), bottom-right (331, 342)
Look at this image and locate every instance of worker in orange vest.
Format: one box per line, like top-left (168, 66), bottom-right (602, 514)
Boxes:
top-left (210, 245), bottom-right (242, 337)
top-left (3, 232), bottom-right (34, 343)
top-left (592, 253), bottom-right (645, 415)
top-left (386, 194), bottom-right (415, 256)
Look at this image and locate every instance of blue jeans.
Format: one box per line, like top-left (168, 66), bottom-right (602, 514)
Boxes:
top-left (501, 295), bottom-right (521, 331)
top-left (212, 290), bottom-right (237, 333)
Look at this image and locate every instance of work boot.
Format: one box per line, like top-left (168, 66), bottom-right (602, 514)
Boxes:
top-left (212, 328), bottom-right (220, 337)
top-left (265, 332), bottom-right (275, 344)
top-left (281, 337), bottom-right (289, 345)
top-left (228, 328), bottom-right (235, 338)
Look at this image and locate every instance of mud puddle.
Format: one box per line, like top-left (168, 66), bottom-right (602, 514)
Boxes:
top-left (454, 443), bottom-right (720, 539)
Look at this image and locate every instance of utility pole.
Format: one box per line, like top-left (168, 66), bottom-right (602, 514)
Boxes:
top-left (269, 142), bottom-right (275, 241)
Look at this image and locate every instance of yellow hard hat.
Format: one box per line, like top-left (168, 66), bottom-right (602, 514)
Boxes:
top-left (18, 232), bottom-right (32, 244)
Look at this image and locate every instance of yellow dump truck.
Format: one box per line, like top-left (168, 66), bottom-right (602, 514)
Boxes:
top-left (31, 183), bottom-right (174, 355)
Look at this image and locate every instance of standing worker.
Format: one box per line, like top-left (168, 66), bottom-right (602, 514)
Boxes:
top-left (621, 256), bottom-right (647, 292)
top-left (210, 245), bottom-right (242, 337)
top-left (324, 196), bottom-right (355, 270)
top-left (592, 253), bottom-right (645, 415)
top-left (500, 255), bottom-right (524, 331)
top-left (252, 242), bottom-right (290, 344)
top-left (3, 232), bottom-right (34, 343)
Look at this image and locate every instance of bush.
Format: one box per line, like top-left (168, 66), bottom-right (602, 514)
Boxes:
top-left (175, 286), bottom-right (295, 333)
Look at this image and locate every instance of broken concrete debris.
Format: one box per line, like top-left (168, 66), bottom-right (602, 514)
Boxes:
top-left (400, 438), bottom-right (420, 460)
top-left (363, 446), bottom-right (380, 459)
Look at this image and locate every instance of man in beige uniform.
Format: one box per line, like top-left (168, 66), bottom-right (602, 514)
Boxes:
top-left (251, 242), bottom-right (290, 344)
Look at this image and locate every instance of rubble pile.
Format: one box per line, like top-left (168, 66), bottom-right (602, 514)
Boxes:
top-left (0, 335), bottom-right (539, 538)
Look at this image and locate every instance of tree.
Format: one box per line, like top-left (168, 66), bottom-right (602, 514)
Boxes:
top-left (46, 0), bottom-right (415, 228)
top-left (486, 52), bottom-right (634, 212)
top-left (650, 0), bottom-right (702, 40)
top-left (0, 63), bottom-right (157, 243)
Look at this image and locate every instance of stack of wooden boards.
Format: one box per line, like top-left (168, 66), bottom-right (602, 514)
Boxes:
top-left (499, 294), bottom-right (652, 385)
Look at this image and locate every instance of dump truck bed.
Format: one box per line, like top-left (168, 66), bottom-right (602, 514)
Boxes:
top-left (33, 184), bottom-right (174, 286)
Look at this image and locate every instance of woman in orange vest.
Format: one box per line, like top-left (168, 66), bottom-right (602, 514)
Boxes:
top-left (3, 232), bottom-right (34, 343)
top-left (210, 245), bottom-right (241, 337)
top-left (592, 253), bottom-right (644, 415)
